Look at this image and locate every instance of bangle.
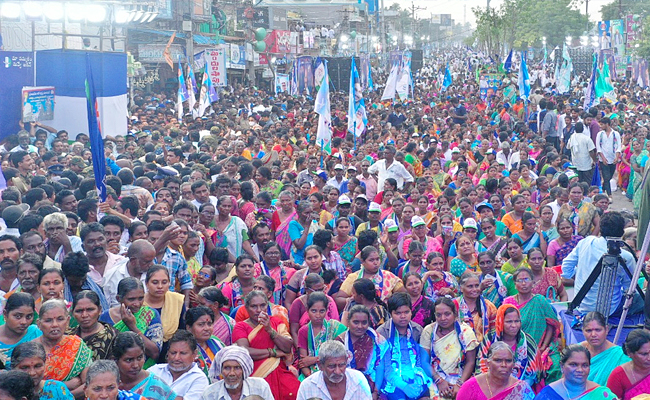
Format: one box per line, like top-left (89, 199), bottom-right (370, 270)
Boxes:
top-left (272, 348), bottom-right (277, 358)
top-left (267, 348), bottom-right (273, 357)
top-left (269, 329), bottom-right (278, 339)
top-left (434, 377), bottom-right (442, 385)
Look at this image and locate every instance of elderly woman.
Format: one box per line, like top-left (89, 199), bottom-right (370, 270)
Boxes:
top-left (112, 332), bottom-right (178, 400)
top-left (537, 345), bottom-right (617, 400)
top-left (37, 299), bottom-right (93, 399)
top-left (11, 341), bottom-right (73, 400)
top-left (607, 328), bottom-right (650, 399)
top-left (68, 290), bottom-right (118, 361)
top-left (100, 277), bottom-right (162, 369)
top-left (43, 213), bottom-right (83, 263)
top-left (453, 272), bottom-right (497, 344)
top-left (232, 290), bottom-right (300, 400)
top-left (0, 292), bottom-right (42, 368)
top-left (197, 286), bottom-right (235, 345)
top-left (85, 360), bottom-right (149, 400)
top-left (204, 345), bottom-right (274, 399)
top-left (457, 342), bottom-right (534, 400)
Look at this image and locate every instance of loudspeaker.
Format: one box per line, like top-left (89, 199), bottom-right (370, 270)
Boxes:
top-left (411, 49), bottom-right (423, 72)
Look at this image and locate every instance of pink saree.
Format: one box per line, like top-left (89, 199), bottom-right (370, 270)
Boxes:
top-left (456, 377), bottom-right (535, 400)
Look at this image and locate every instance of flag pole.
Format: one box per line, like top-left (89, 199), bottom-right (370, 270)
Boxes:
top-left (354, 125), bottom-right (357, 152)
top-left (320, 139), bottom-right (324, 169)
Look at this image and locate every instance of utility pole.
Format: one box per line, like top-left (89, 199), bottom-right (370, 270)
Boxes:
top-left (463, 5), bottom-right (466, 26)
top-left (585, 0), bottom-right (589, 33)
top-left (487, 0), bottom-right (490, 11)
top-left (410, 1), bottom-right (424, 48)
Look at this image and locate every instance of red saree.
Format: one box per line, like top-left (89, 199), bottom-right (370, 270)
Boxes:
top-left (232, 316), bottom-right (300, 400)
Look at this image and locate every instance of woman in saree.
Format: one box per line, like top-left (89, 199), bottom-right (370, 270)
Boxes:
top-left (0, 292), bottom-right (42, 368)
top-left (220, 255), bottom-right (256, 312)
top-left (332, 217), bottom-right (358, 268)
top-left (449, 235), bottom-right (479, 278)
top-left (457, 342), bottom-right (535, 400)
top-left (68, 290), bottom-right (118, 361)
top-left (253, 242), bottom-right (296, 306)
top-left (336, 304), bottom-right (387, 397)
top-left (285, 245), bottom-right (343, 309)
top-left (479, 218), bottom-right (508, 267)
top-left (237, 182), bottom-right (256, 222)
top-left (453, 272), bottom-right (497, 344)
top-left (511, 212), bottom-right (547, 255)
top-left (215, 196), bottom-right (256, 262)
top-left (422, 251), bottom-right (459, 302)
top-left (11, 341), bottom-right (73, 400)
top-left (476, 304), bottom-right (541, 388)
top-left (112, 332), bottom-right (178, 400)
top-left (546, 218), bottom-right (583, 268)
top-left (502, 194), bottom-right (527, 236)
top-left (197, 286), bottom-right (235, 345)
top-left (630, 138), bottom-right (649, 211)
top-left (537, 344), bottom-right (618, 400)
top-left (297, 292), bottom-right (347, 379)
top-left (607, 328), bottom-right (650, 399)
top-left (398, 240), bottom-right (427, 278)
top-left (232, 290), bottom-right (301, 400)
top-left (420, 297), bottom-right (478, 400)
top-left (340, 278), bottom-right (389, 330)
top-left (478, 252), bottom-right (517, 309)
top-left (271, 190), bottom-right (298, 258)
top-left (539, 205), bottom-right (559, 242)
top-left (99, 277), bottom-right (162, 369)
top-left (580, 311), bottom-right (630, 386)
top-left (503, 267), bottom-right (562, 383)
top-left (404, 142), bottom-right (424, 177)
top-left (37, 299), bottom-right (93, 399)
top-left (431, 159), bottom-right (452, 190)
top-left (288, 274), bottom-right (340, 346)
top-left (185, 306), bottom-right (225, 379)
top-left (557, 183), bottom-right (600, 238)
top-left (36, 268), bottom-right (67, 314)
top-left (403, 272), bottom-right (435, 327)
top-left (309, 193), bottom-right (333, 228)
top-left (527, 248), bottom-right (567, 302)
top-left (143, 265), bottom-right (185, 363)
top-left (188, 266), bottom-right (216, 308)
top-left (501, 238), bottom-right (530, 275)
top-left (338, 246), bottom-right (404, 304)
top-left (235, 275), bottom-right (289, 325)
top-left (288, 200), bottom-right (318, 265)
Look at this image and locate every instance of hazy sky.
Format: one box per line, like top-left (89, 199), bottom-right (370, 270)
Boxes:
top-left (408, 0), bottom-right (615, 26)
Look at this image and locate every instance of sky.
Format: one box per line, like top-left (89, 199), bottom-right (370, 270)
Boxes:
top-left (408, 0), bottom-right (616, 27)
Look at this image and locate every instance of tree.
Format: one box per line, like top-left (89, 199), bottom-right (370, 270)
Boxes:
top-left (600, 0), bottom-right (650, 22)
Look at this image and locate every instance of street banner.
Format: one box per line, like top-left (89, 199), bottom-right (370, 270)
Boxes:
top-left (204, 48), bottom-right (227, 87)
top-left (22, 86), bottom-right (55, 123)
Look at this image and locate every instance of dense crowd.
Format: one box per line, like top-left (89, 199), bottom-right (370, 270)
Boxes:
top-left (0, 53), bottom-right (648, 400)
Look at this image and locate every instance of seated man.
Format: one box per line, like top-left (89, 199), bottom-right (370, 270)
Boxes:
top-left (149, 330), bottom-right (209, 399)
top-left (297, 340), bottom-right (372, 400)
top-left (203, 345), bottom-right (273, 400)
top-left (562, 211), bottom-right (644, 317)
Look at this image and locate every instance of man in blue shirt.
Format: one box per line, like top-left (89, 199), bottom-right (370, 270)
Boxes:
top-left (450, 97), bottom-right (467, 126)
top-left (387, 104), bottom-right (406, 129)
top-left (562, 211), bottom-right (644, 317)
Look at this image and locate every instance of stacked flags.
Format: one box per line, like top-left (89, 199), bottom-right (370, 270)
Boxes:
top-left (557, 45), bottom-right (573, 94)
top-left (85, 54), bottom-right (107, 202)
top-left (381, 64), bottom-right (399, 101)
top-left (518, 51), bottom-right (530, 100)
top-left (186, 62), bottom-right (197, 112)
top-left (198, 62), bottom-right (218, 117)
top-left (396, 52), bottom-right (413, 101)
top-left (314, 58), bottom-right (332, 155)
top-left (596, 56), bottom-right (616, 102)
top-left (177, 56), bottom-right (189, 119)
top-left (347, 57), bottom-right (367, 138)
top-left (584, 54), bottom-right (598, 110)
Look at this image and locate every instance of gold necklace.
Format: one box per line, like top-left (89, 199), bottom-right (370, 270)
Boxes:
top-left (485, 375), bottom-right (493, 398)
top-left (630, 365), bottom-right (640, 383)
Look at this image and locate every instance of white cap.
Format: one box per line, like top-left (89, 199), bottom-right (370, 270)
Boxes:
top-left (368, 202), bottom-right (382, 213)
top-left (334, 163), bottom-right (344, 170)
top-left (338, 195), bottom-right (352, 205)
top-left (412, 215), bottom-right (426, 227)
top-left (463, 218), bottom-right (478, 230)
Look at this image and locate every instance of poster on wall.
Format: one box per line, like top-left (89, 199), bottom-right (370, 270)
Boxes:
top-left (275, 73), bottom-right (289, 94)
top-left (229, 45), bottom-right (246, 70)
top-left (22, 86), bottom-right (55, 123)
top-left (204, 48), bottom-right (227, 87)
top-left (296, 56), bottom-right (314, 95)
top-left (479, 73), bottom-right (499, 100)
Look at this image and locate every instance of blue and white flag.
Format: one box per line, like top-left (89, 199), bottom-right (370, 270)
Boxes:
top-left (198, 63), bottom-right (218, 117)
top-left (367, 64), bottom-right (374, 91)
top-left (584, 54), bottom-right (599, 110)
top-left (381, 65), bottom-right (399, 101)
top-left (396, 52), bottom-right (412, 101)
top-left (186, 61), bottom-right (197, 112)
top-left (518, 51), bottom-right (530, 100)
top-left (290, 61), bottom-right (299, 96)
top-left (314, 58), bottom-right (332, 154)
top-left (177, 57), bottom-right (189, 119)
top-left (557, 45), bottom-right (573, 94)
top-left (85, 54), bottom-right (107, 202)
top-left (441, 63), bottom-right (452, 91)
top-left (347, 57), bottom-right (367, 137)
top-left (503, 49), bottom-right (513, 73)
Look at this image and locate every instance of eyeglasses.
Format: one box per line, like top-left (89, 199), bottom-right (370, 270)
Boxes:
top-left (198, 272), bottom-right (211, 279)
top-left (515, 277), bottom-right (532, 283)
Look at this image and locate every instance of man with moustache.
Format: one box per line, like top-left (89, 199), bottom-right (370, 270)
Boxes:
top-left (202, 345), bottom-right (273, 400)
top-left (19, 231), bottom-right (61, 269)
top-left (81, 223), bottom-right (126, 286)
top-left (103, 239), bottom-right (156, 307)
top-left (5, 253), bottom-right (42, 306)
top-left (0, 235), bottom-right (21, 296)
top-left (297, 340), bottom-right (372, 400)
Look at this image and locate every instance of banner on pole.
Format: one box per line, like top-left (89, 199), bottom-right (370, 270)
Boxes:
top-left (22, 86), bottom-right (55, 123)
top-left (204, 48), bottom-right (227, 87)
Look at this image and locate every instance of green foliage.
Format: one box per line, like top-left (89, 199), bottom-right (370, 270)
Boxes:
top-left (600, 0), bottom-right (650, 22)
top-left (472, 0), bottom-right (589, 53)
top-left (637, 16), bottom-right (650, 59)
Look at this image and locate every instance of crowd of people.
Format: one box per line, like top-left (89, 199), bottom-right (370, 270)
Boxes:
top-left (0, 52), bottom-right (648, 400)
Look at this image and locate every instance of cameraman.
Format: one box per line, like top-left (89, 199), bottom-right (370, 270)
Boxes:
top-left (562, 211), bottom-right (644, 317)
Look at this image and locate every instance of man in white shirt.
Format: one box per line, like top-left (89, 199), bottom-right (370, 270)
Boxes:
top-left (367, 145), bottom-right (414, 192)
top-left (595, 117), bottom-right (622, 195)
top-left (496, 142), bottom-right (516, 170)
top-left (297, 340), bottom-right (372, 400)
top-left (191, 180), bottom-right (218, 209)
top-left (326, 164), bottom-right (348, 191)
top-left (81, 223), bottom-right (126, 286)
top-left (567, 122), bottom-right (597, 184)
top-left (149, 330), bottom-right (209, 399)
top-left (103, 239), bottom-right (155, 306)
top-left (203, 345), bottom-right (273, 400)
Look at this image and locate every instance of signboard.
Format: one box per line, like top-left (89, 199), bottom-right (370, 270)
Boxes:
top-left (22, 86), bottom-right (55, 123)
top-left (440, 14), bottom-right (452, 26)
top-left (479, 73), bottom-right (500, 100)
top-left (138, 44), bottom-right (184, 63)
top-left (275, 73), bottom-right (289, 94)
top-left (265, 30), bottom-right (291, 53)
top-left (431, 14), bottom-right (441, 24)
top-left (626, 14), bottom-right (642, 49)
top-left (228, 45), bottom-right (246, 70)
top-left (0, 52), bottom-right (34, 140)
top-left (237, 7), bottom-right (269, 28)
top-left (205, 48), bottom-right (227, 87)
